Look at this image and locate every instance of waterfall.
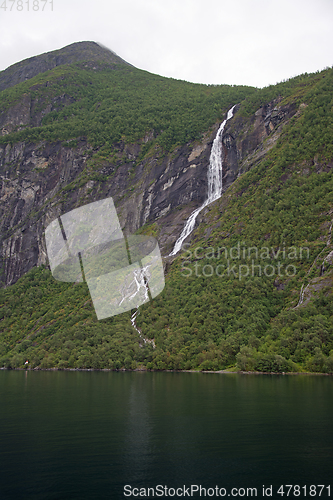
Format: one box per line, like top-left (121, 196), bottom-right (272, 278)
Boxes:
top-left (126, 266), bottom-right (156, 348)
top-left (295, 216), bottom-right (333, 308)
top-left (169, 105), bottom-right (236, 256)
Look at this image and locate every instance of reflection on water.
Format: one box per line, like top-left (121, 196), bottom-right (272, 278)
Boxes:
top-left (124, 375), bottom-right (153, 482)
top-left (0, 371), bottom-right (332, 500)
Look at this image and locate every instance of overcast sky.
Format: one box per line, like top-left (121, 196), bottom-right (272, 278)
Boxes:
top-left (0, 0), bottom-right (332, 88)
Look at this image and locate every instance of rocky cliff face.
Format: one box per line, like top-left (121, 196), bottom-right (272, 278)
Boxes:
top-left (0, 126), bottom-right (214, 285)
top-left (0, 92), bottom-right (299, 287)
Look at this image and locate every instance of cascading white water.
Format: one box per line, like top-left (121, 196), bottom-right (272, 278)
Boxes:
top-left (125, 264), bottom-right (156, 347)
top-left (131, 305), bottom-right (156, 347)
top-left (169, 105), bottom-right (236, 256)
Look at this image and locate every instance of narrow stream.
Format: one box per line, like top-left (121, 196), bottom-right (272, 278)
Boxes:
top-left (169, 105), bottom-right (236, 256)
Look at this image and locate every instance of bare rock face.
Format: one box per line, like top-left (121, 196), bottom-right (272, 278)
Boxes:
top-left (0, 126), bottom-right (215, 286)
top-left (0, 96), bottom-right (298, 287)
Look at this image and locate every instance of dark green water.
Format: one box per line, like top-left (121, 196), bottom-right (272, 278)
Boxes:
top-left (0, 371), bottom-right (332, 500)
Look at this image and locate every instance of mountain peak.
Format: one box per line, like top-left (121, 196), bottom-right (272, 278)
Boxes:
top-left (0, 41), bottom-right (130, 92)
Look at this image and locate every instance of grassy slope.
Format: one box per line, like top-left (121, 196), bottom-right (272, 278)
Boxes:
top-left (0, 67), bottom-right (332, 373)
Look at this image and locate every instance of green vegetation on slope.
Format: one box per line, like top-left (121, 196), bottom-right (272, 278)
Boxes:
top-left (0, 67), bottom-right (332, 373)
top-left (0, 266), bottom-right (151, 370)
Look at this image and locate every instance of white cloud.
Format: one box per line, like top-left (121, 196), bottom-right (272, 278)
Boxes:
top-left (0, 0), bottom-right (332, 87)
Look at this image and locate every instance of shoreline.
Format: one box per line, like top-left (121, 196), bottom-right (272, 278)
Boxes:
top-left (1, 367), bottom-right (332, 376)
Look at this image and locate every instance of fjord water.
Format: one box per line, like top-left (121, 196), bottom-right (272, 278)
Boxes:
top-left (0, 371), bottom-right (332, 500)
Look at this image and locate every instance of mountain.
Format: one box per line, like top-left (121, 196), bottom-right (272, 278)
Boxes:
top-left (0, 42), bottom-right (255, 286)
top-left (0, 41), bottom-right (130, 92)
top-left (0, 42), bottom-right (332, 373)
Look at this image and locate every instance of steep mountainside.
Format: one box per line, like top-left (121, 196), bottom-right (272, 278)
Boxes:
top-left (0, 41), bottom-right (130, 92)
top-left (0, 43), bottom-right (255, 286)
top-left (0, 42), bottom-right (332, 373)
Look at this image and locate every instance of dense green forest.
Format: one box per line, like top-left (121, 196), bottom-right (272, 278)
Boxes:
top-left (0, 59), bottom-right (332, 373)
top-left (1, 260), bottom-right (332, 373)
top-left (0, 61), bottom-right (255, 152)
